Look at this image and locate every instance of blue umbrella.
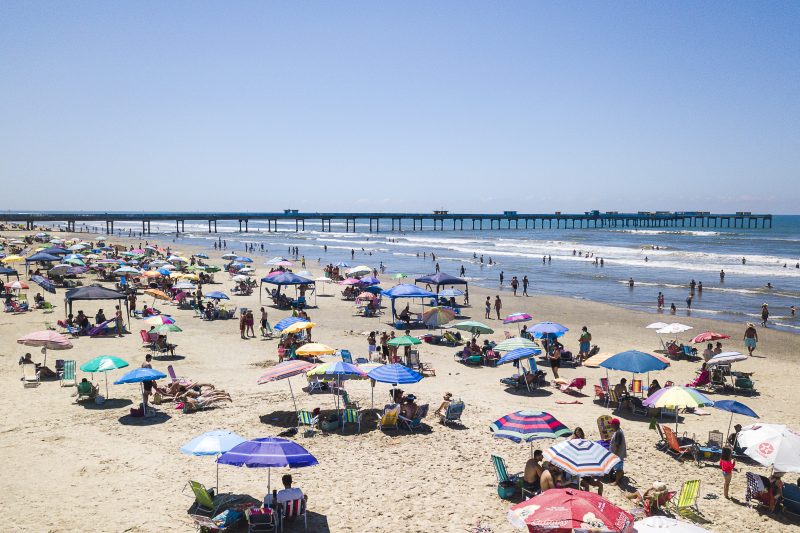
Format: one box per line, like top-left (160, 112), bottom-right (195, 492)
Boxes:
top-left (274, 316), bottom-right (308, 332)
top-left (157, 268), bottom-right (171, 276)
top-left (335, 262), bottom-right (349, 268)
top-left (367, 363), bottom-right (423, 384)
top-left (235, 256), bottom-right (253, 263)
top-left (194, 253), bottom-right (209, 259)
top-left (496, 347), bottom-right (542, 366)
top-left (217, 437), bottom-right (318, 492)
top-left (181, 429), bottom-right (246, 490)
top-left (438, 288), bottom-right (465, 298)
top-left (714, 400), bottom-right (759, 440)
top-left (599, 350), bottom-right (669, 374)
top-left (359, 275), bottom-right (380, 286)
top-left (26, 252), bottom-right (61, 263)
top-left (204, 291), bottom-right (230, 300)
top-left (528, 322), bottom-right (569, 335)
top-left (31, 275), bottom-right (56, 294)
top-left (114, 367), bottom-right (167, 415)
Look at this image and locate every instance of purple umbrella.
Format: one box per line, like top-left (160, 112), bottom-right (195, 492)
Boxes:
top-left (359, 275), bottom-right (380, 285)
top-left (217, 437), bottom-right (318, 492)
top-left (503, 312), bottom-right (533, 333)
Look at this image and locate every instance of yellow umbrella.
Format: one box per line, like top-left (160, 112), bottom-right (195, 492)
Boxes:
top-left (181, 273), bottom-right (200, 281)
top-left (144, 289), bottom-right (171, 301)
top-left (282, 322), bottom-right (317, 334)
top-left (1, 255), bottom-right (24, 263)
top-left (295, 343), bottom-right (336, 356)
top-left (142, 271), bottom-right (162, 278)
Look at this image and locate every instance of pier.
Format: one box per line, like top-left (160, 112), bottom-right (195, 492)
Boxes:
top-left (0, 210), bottom-right (773, 234)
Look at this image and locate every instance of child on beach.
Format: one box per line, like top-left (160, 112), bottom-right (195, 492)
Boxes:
top-left (720, 446), bottom-right (735, 499)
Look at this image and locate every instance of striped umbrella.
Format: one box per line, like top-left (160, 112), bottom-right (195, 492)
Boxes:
top-left (273, 316), bottom-right (307, 332)
top-left (367, 363), bottom-right (423, 410)
top-left (503, 312), bottom-right (533, 333)
top-left (307, 361), bottom-right (367, 412)
top-left (494, 337), bottom-right (540, 352)
top-left (496, 348), bottom-right (542, 366)
top-left (543, 439), bottom-right (620, 476)
top-left (491, 410), bottom-right (571, 456)
top-left (144, 315), bottom-right (176, 326)
top-left (422, 306), bottom-right (456, 328)
top-left (452, 320), bottom-right (494, 336)
top-left (257, 360), bottom-right (317, 421)
top-left (642, 386), bottom-right (713, 430)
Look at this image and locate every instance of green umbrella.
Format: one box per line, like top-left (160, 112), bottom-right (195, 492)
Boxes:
top-left (392, 273), bottom-right (407, 280)
top-left (79, 355), bottom-right (129, 398)
top-left (494, 336), bottom-right (540, 351)
top-left (153, 324), bottom-right (183, 333)
top-left (452, 321), bottom-right (494, 336)
top-left (204, 266), bottom-right (221, 273)
top-left (387, 335), bottom-right (422, 347)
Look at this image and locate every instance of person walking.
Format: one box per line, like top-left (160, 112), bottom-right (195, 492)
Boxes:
top-left (743, 322), bottom-right (758, 355)
top-left (761, 303), bottom-right (769, 327)
top-left (494, 295), bottom-right (502, 320)
top-left (522, 276), bottom-right (529, 296)
top-left (485, 297), bottom-right (491, 319)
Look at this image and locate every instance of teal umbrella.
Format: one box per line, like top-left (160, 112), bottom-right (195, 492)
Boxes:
top-left (80, 356), bottom-right (129, 398)
top-left (494, 337), bottom-right (539, 351)
top-left (153, 324), bottom-right (182, 334)
top-left (387, 335), bottom-right (422, 347)
top-left (452, 320), bottom-right (494, 337)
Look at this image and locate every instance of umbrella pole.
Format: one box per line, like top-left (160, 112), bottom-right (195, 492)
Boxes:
top-left (216, 457), bottom-right (220, 492)
top-left (287, 378), bottom-right (299, 423)
top-left (105, 373), bottom-right (109, 398)
top-left (725, 412), bottom-right (734, 443)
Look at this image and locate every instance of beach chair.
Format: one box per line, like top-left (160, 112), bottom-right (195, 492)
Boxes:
top-left (600, 377), bottom-right (609, 393)
top-left (339, 350), bottom-right (353, 364)
top-left (407, 350), bottom-right (420, 369)
top-left (75, 379), bottom-right (98, 402)
top-left (167, 364), bottom-right (191, 386)
top-left (441, 331), bottom-right (459, 346)
top-left (341, 408), bottom-right (362, 433)
top-left (440, 400), bottom-right (465, 426)
top-left (339, 390), bottom-right (359, 410)
top-left (42, 301), bottom-right (55, 313)
top-left (654, 424), bottom-right (668, 450)
top-left (663, 426), bottom-right (698, 462)
top-left (245, 507), bottom-right (277, 532)
top-left (491, 455), bottom-right (520, 499)
top-left (630, 379), bottom-right (643, 397)
top-left (660, 405), bottom-right (679, 422)
top-left (782, 483), bottom-right (800, 518)
top-left (277, 498), bottom-right (307, 532)
top-left (306, 378), bottom-right (325, 394)
top-left (558, 377), bottom-right (586, 394)
top-left (745, 472), bottom-right (772, 510)
top-left (670, 479), bottom-right (701, 517)
top-left (597, 415), bottom-right (614, 442)
top-left (59, 360), bottom-right (76, 387)
top-left (22, 364), bottom-right (40, 388)
top-left (297, 410), bottom-right (318, 434)
top-left (419, 360), bottom-right (436, 376)
top-left (187, 480), bottom-right (238, 517)
top-left (400, 404), bottom-right (428, 432)
top-left (606, 389), bottom-right (620, 409)
top-left (593, 385), bottom-right (608, 404)
top-left (378, 405), bottom-right (400, 431)
top-left (682, 345), bottom-right (698, 359)
top-left (695, 430), bottom-right (724, 460)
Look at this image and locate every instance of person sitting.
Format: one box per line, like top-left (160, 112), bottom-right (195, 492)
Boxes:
top-left (389, 387), bottom-right (404, 405)
top-left (647, 379), bottom-right (661, 398)
top-left (264, 474), bottom-right (307, 508)
top-left (539, 462), bottom-right (557, 492)
top-left (76, 378), bottom-right (98, 399)
top-left (522, 450), bottom-right (543, 495)
top-left (614, 378), bottom-right (632, 411)
top-left (581, 476), bottom-right (603, 495)
top-left (468, 339), bottom-right (481, 355)
top-left (400, 395), bottom-right (419, 419)
top-left (686, 363), bottom-right (710, 388)
top-left (95, 308), bottom-right (106, 324)
top-left (714, 342), bottom-right (723, 355)
top-left (75, 310), bottom-right (91, 335)
top-left (702, 343), bottom-right (715, 362)
top-left (33, 292), bottom-right (45, 308)
top-left (434, 392), bottom-right (453, 417)
top-left (18, 353), bottom-right (35, 366)
top-left (155, 335), bottom-right (176, 356)
top-left (571, 427), bottom-right (585, 440)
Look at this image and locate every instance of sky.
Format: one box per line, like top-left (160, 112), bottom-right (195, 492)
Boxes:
top-left (1, 2), bottom-right (799, 214)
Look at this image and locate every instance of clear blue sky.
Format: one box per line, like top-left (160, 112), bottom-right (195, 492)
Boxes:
top-left (2, 2), bottom-right (798, 213)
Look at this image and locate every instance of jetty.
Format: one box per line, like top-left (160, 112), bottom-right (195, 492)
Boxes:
top-left (1, 210), bottom-right (773, 234)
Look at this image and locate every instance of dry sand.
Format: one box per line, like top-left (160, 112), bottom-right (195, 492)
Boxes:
top-left (2, 231), bottom-right (798, 532)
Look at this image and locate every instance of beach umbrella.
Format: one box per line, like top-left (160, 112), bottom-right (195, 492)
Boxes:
top-left (222, 253), bottom-right (238, 260)
top-left (392, 273), bottom-right (407, 281)
top-left (296, 343), bottom-right (337, 357)
top-left (496, 348), bottom-right (542, 366)
top-left (144, 315), bottom-right (176, 326)
top-left (265, 256), bottom-right (289, 264)
top-left (422, 306), bottom-right (456, 328)
top-left (1, 255), bottom-right (24, 263)
top-left (181, 430), bottom-right (246, 491)
top-left (359, 275), bottom-right (380, 285)
top-left (346, 265), bottom-right (372, 275)
top-left (691, 332), bottom-right (731, 344)
top-left (706, 351), bottom-right (747, 366)
top-left (157, 268), bottom-right (172, 276)
top-left (141, 271), bottom-right (162, 278)
top-left (204, 291), bottom-right (230, 300)
top-left (508, 488), bottom-right (634, 532)
top-left (335, 262), bottom-right (350, 268)
top-left (26, 252), bottom-right (61, 263)
top-left (494, 337), bottom-right (540, 352)
top-left (152, 324), bottom-right (182, 334)
top-left (528, 322), bottom-right (569, 336)
top-left (144, 288), bottom-right (171, 305)
top-left (599, 350), bottom-right (670, 385)
top-left (17, 330), bottom-right (72, 366)
top-left (281, 321), bottom-right (316, 335)
top-left (504, 313), bottom-right (533, 324)
top-left (194, 253), bottom-right (209, 259)
top-left (367, 363), bottom-right (423, 384)
top-left (452, 320), bottom-right (494, 336)
top-left (543, 439), bottom-right (621, 477)
top-left (339, 278), bottom-right (362, 286)
top-left (174, 281), bottom-right (196, 290)
top-left (656, 323), bottom-right (692, 335)
top-left (217, 437), bottom-right (318, 493)
top-left (114, 367), bottom-right (167, 415)
top-left (307, 360), bottom-right (367, 411)
top-left (31, 275), bottom-right (56, 294)
top-left (4, 280), bottom-right (29, 290)
top-left (159, 263), bottom-right (176, 271)
top-left (231, 274), bottom-right (250, 283)
top-left (80, 355), bottom-right (129, 398)
top-left (356, 291), bottom-right (375, 300)
top-left (64, 257), bottom-right (85, 266)
top-left (363, 285), bottom-right (382, 295)
top-left (387, 335), bottom-right (422, 347)
top-left (491, 410), bottom-right (571, 456)
top-left (113, 266), bottom-right (140, 276)
top-left (273, 317), bottom-right (308, 332)
top-left (168, 255), bottom-right (188, 263)
top-left (258, 360), bottom-right (318, 422)
top-left (633, 516), bottom-right (714, 533)
top-left (642, 387), bottom-right (713, 430)
top-left (438, 288), bottom-right (464, 297)
top-left (234, 256), bottom-right (253, 263)
top-left (48, 264), bottom-right (72, 276)
top-left (713, 400), bottom-right (758, 442)
top-left (736, 424), bottom-right (800, 473)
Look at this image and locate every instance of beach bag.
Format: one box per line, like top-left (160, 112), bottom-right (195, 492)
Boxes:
top-left (497, 481), bottom-right (517, 499)
top-left (735, 377), bottom-right (754, 390)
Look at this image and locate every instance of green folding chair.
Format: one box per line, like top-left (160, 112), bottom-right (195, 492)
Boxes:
top-left (671, 479), bottom-right (701, 517)
top-left (341, 408), bottom-right (362, 433)
top-left (491, 455), bottom-right (520, 499)
top-left (187, 480), bottom-right (237, 517)
top-left (297, 409), bottom-right (319, 434)
top-left (59, 360), bottom-right (76, 387)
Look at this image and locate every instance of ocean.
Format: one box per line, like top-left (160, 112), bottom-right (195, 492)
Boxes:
top-left (99, 215), bottom-right (800, 334)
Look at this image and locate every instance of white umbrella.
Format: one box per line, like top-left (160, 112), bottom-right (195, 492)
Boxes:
top-left (346, 265), bottom-right (372, 275)
top-left (737, 423), bottom-right (800, 473)
top-left (646, 322), bottom-right (670, 330)
top-left (231, 275), bottom-right (249, 283)
top-left (656, 323), bottom-right (693, 335)
top-left (706, 351), bottom-right (747, 366)
top-left (634, 516), bottom-right (714, 532)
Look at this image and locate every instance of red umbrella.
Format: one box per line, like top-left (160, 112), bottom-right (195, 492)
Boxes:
top-left (691, 331), bottom-right (731, 344)
top-left (17, 330), bottom-right (73, 366)
top-left (257, 360), bottom-right (317, 423)
top-left (508, 489), bottom-right (634, 533)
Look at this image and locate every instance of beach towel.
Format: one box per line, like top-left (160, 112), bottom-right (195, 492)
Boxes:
top-left (555, 400), bottom-right (583, 404)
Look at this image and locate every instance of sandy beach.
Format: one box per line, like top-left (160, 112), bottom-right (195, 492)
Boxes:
top-left (2, 231), bottom-right (798, 533)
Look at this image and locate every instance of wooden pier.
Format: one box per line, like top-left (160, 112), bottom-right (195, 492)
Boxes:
top-left (0, 210), bottom-right (773, 234)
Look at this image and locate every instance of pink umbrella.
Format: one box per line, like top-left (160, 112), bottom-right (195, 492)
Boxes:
top-left (274, 260), bottom-right (294, 268)
top-left (17, 331), bottom-right (73, 366)
top-left (503, 312), bottom-right (533, 333)
top-left (4, 281), bottom-right (29, 290)
top-left (339, 278), bottom-right (362, 285)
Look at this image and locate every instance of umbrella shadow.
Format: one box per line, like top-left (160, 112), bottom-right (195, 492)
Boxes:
top-left (80, 398), bottom-right (133, 410)
top-left (306, 511), bottom-right (331, 532)
top-left (153, 354), bottom-right (186, 361)
top-left (118, 410), bottom-right (172, 425)
top-left (259, 411), bottom-right (299, 429)
top-left (502, 386), bottom-right (553, 398)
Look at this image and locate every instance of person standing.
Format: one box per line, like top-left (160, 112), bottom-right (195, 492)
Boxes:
top-left (578, 326), bottom-right (592, 362)
top-left (115, 305), bottom-right (124, 337)
top-left (128, 292), bottom-right (137, 317)
top-left (245, 309), bottom-right (255, 337)
top-left (743, 322), bottom-right (758, 355)
top-left (494, 295), bottom-right (502, 320)
top-left (686, 294), bottom-right (693, 309)
top-left (499, 271), bottom-right (504, 286)
top-left (239, 312), bottom-right (247, 339)
top-left (367, 331), bottom-right (377, 360)
top-left (609, 418), bottom-right (626, 485)
top-left (761, 303), bottom-right (769, 327)
top-left (485, 297), bottom-right (491, 319)
top-left (720, 446), bottom-right (736, 499)
top-left (522, 276), bottom-right (529, 296)
top-left (657, 292), bottom-right (664, 309)
top-left (511, 276), bottom-right (518, 296)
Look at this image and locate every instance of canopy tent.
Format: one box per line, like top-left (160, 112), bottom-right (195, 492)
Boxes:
top-left (63, 284), bottom-right (129, 326)
top-left (259, 272), bottom-right (314, 302)
top-left (414, 272), bottom-right (468, 297)
top-left (0, 266), bottom-right (20, 280)
top-left (380, 283), bottom-right (437, 320)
